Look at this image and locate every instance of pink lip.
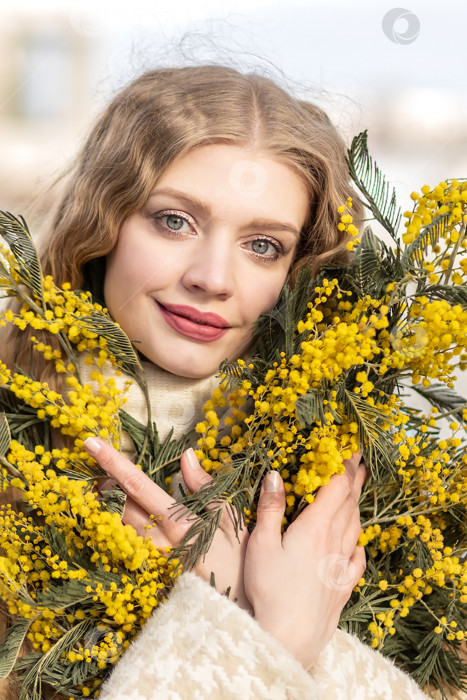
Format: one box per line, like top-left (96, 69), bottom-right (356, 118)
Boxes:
top-left (161, 303), bottom-right (230, 328)
top-left (156, 301), bottom-right (231, 342)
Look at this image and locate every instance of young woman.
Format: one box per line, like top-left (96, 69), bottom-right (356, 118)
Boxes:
top-left (0, 65), bottom-right (433, 699)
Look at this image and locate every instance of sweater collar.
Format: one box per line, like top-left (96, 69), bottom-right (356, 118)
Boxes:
top-left (79, 355), bottom-right (222, 459)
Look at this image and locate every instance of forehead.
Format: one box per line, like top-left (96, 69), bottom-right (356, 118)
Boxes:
top-left (151, 144), bottom-right (309, 227)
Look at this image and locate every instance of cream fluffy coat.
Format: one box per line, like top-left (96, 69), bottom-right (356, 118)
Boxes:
top-left (99, 572), bottom-right (432, 700)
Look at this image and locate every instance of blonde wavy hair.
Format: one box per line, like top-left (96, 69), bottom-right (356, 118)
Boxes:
top-left (3, 64), bottom-right (363, 381)
top-left (0, 63), bottom-right (363, 699)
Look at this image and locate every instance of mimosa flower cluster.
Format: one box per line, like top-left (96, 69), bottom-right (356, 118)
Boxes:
top-left (195, 280), bottom-right (389, 515)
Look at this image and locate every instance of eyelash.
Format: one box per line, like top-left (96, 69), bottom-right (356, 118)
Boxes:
top-left (150, 209), bottom-right (285, 261)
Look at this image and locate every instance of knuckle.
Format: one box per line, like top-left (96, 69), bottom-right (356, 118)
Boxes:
top-left (346, 490), bottom-right (360, 510)
top-left (169, 520), bottom-right (190, 542)
top-left (340, 471), bottom-right (354, 498)
top-left (353, 548), bottom-right (367, 579)
top-left (312, 519), bottom-right (331, 541)
top-left (348, 478), bottom-right (364, 507)
top-left (197, 471), bottom-right (212, 486)
top-left (98, 447), bottom-right (115, 471)
top-left (258, 494), bottom-right (282, 513)
top-left (291, 518), bottom-right (327, 551)
top-left (122, 471), bottom-right (145, 496)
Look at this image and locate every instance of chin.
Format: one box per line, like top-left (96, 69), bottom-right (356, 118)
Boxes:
top-left (164, 362), bottom-right (222, 379)
top-left (136, 348), bottom-right (223, 379)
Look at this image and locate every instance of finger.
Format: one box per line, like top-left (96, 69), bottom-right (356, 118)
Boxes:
top-left (361, 461), bottom-right (370, 485)
top-left (341, 504), bottom-right (363, 557)
top-left (83, 436), bottom-right (190, 536)
top-left (329, 463), bottom-right (365, 558)
top-left (180, 449), bottom-right (247, 537)
top-left (355, 461), bottom-right (367, 491)
top-left (309, 451), bottom-right (362, 521)
top-left (96, 477), bottom-right (172, 544)
top-left (123, 497), bottom-right (172, 549)
top-left (349, 543), bottom-right (366, 586)
top-left (180, 448), bottom-right (213, 494)
top-left (333, 461), bottom-right (367, 530)
top-left (252, 471), bottom-right (286, 542)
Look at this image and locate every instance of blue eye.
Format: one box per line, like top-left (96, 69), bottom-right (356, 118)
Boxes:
top-left (164, 214), bottom-right (187, 231)
top-left (249, 238), bottom-right (282, 260)
top-left (252, 239), bottom-right (272, 255)
top-left (150, 209), bottom-right (284, 261)
top-left (150, 210), bottom-right (195, 235)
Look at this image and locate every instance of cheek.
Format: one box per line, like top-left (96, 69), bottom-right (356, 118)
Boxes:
top-left (245, 271), bottom-right (288, 321)
top-left (106, 240), bottom-right (168, 297)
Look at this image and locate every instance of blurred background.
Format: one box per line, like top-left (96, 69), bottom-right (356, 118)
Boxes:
top-left (0, 0), bottom-right (466, 403)
top-left (1, 0), bottom-right (465, 220)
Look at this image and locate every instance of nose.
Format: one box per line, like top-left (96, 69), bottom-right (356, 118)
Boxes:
top-left (182, 234), bottom-right (235, 299)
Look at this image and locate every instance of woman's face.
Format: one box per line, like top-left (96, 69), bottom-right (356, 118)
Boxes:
top-left (104, 144), bottom-right (309, 378)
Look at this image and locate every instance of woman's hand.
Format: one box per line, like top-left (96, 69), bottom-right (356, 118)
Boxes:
top-left (83, 437), bottom-right (251, 611)
top-left (244, 453), bottom-right (366, 670)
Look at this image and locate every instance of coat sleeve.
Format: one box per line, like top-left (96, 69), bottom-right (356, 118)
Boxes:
top-left (99, 572), bottom-right (432, 700)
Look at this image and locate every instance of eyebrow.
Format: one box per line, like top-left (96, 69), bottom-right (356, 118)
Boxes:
top-left (149, 186), bottom-right (302, 238)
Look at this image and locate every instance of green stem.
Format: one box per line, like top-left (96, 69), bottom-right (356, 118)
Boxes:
top-left (443, 218), bottom-right (466, 285)
top-left (362, 500), bottom-right (460, 528)
top-left (425, 401), bottom-right (467, 423)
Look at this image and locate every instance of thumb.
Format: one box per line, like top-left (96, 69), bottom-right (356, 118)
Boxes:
top-left (180, 448), bottom-right (245, 535)
top-left (255, 471), bottom-right (286, 535)
top-left (180, 447), bottom-right (213, 494)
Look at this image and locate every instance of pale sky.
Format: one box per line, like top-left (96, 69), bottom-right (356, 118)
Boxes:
top-left (2, 0), bottom-right (465, 202)
top-left (2, 0), bottom-right (464, 98)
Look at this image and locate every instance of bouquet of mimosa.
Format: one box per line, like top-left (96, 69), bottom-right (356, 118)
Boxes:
top-left (0, 132), bottom-right (465, 698)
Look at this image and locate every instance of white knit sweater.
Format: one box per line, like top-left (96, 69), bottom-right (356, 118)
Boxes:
top-left (82, 359), bottom-right (436, 700)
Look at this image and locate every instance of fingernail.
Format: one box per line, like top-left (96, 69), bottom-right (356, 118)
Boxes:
top-left (264, 471), bottom-right (280, 492)
top-left (185, 447), bottom-right (201, 469)
top-left (83, 437), bottom-right (102, 456)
